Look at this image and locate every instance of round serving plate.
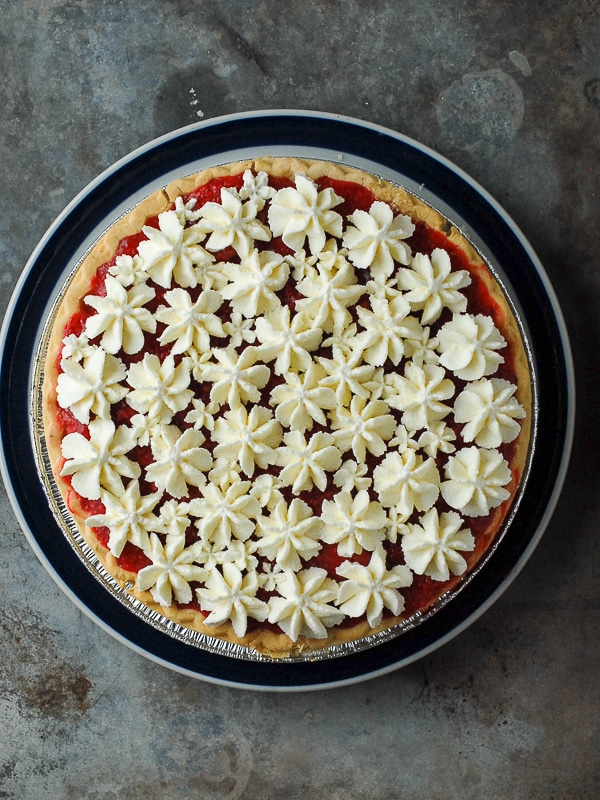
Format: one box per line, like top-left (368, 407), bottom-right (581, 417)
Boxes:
top-left (0, 110), bottom-right (574, 690)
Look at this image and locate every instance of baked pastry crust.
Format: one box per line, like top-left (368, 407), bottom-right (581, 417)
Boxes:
top-left (41, 157), bottom-right (532, 658)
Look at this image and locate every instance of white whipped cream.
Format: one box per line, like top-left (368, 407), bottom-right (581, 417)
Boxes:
top-left (383, 362), bottom-right (454, 431)
top-left (441, 446), bottom-right (512, 516)
top-left (336, 547), bottom-right (413, 627)
top-left (269, 361), bottom-right (337, 431)
top-left (321, 490), bottom-right (387, 557)
top-left (276, 430), bottom-right (342, 493)
top-left (200, 345), bottom-right (271, 408)
top-left (437, 313), bottom-right (506, 381)
top-left (343, 201), bottom-right (414, 279)
top-left (397, 248), bottom-right (471, 324)
top-left (138, 209), bottom-right (215, 289)
top-left (401, 508), bottom-right (474, 581)
top-left (196, 188), bottom-right (271, 259)
top-left (155, 287), bottom-right (225, 355)
top-left (137, 532), bottom-right (207, 606)
top-left (268, 174), bottom-right (344, 254)
top-left (212, 406), bottom-right (282, 477)
top-left (329, 397), bottom-right (396, 462)
top-left (189, 480), bottom-right (260, 549)
top-left (355, 294), bottom-right (423, 366)
top-left (85, 276), bottom-right (156, 355)
top-left (254, 305), bottom-right (323, 375)
top-left (126, 353), bottom-right (193, 422)
top-left (267, 567), bottom-right (344, 641)
top-left (373, 448), bottom-right (441, 516)
top-left (86, 478), bottom-right (161, 557)
top-left (60, 418), bottom-right (140, 500)
top-left (196, 562), bottom-right (269, 638)
top-left (146, 425), bottom-right (213, 499)
top-left (57, 347), bottom-right (128, 424)
top-left (220, 248), bottom-right (288, 318)
top-left (256, 497), bottom-right (323, 571)
top-left (454, 378), bottom-right (525, 448)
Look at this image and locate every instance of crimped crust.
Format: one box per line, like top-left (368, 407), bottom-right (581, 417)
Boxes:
top-left (42, 157), bottom-right (532, 658)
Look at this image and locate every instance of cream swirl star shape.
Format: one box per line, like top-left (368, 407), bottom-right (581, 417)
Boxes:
top-left (189, 480), bottom-right (261, 549)
top-left (321, 490), bottom-right (387, 557)
top-left (138, 209), bottom-right (215, 289)
top-left (329, 396), bottom-right (397, 462)
top-left (396, 248), bottom-right (471, 324)
top-left (383, 363), bottom-right (455, 431)
top-left (85, 479), bottom-right (162, 557)
top-left (373, 448), bottom-right (441, 516)
top-left (440, 446), bottom-right (511, 517)
top-left (84, 276), bottom-right (156, 355)
top-left (196, 562), bottom-right (269, 639)
top-left (57, 347), bottom-right (128, 424)
top-left (437, 313), bottom-right (506, 381)
top-left (276, 430), bottom-right (342, 493)
top-left (342, 201), bottom-right (414, 279)
top-left (453, 378), bottom-right (525, 448)
top-left (267, 567), bottom-right (344, 642)
top-left (336, 547), bottom-right (413, 627)
top-left (220, 248), bottom-right (288, 318)
top-left (59, 418), bottom-right (140, 500)
top-left (137, 532), bottom-right (208, 607)
top-left (155, 287), bottom-right (226, 355)
top-left (269, 362), bottom-right (337, 432)
top-left (212, 406), bottom-right (282, 477)
top-left (196, 188), bottom-right (271, 259)
top-left (126, 353), bottom-right (193, 421)
top-left (401, 507), bottom-right (475, 582)
top-left (268, 173), bottom-right (344, 254)
top-left (255, 497), bottom-right (323, 572)
top-left (254, 305), bottom-right (323, 375)
top-left (200, 345), bottom-right (271, 408)
top-left (355, 294), bottom-right (423, 367)
top-left (146, 425), bottom-right (213, 499)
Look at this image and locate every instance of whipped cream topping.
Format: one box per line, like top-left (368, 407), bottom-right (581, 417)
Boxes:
top-left (401, 508), bottom-right (475, 582)
top-left (53, 165), bottom-right (527, 644)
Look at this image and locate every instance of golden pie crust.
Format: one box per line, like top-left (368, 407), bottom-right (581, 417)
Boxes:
top-left (41, 157), bottom-right (532, 658)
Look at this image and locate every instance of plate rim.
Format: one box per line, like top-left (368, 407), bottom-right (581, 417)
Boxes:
top-left (0, 109), bottom-right (575, 691)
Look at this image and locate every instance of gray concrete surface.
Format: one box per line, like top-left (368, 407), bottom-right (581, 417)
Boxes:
top-left (1, 1), bottom-right (598, 797)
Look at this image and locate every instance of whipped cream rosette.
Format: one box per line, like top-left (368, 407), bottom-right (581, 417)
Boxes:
top-left (41, 157), bottom-right (532, 658)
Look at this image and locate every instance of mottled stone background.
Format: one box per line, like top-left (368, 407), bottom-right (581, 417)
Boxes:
top-left (1, 1), bottom-right (598, 798)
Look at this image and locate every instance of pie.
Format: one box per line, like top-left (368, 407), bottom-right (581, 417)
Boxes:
top-left (41, 156), bottom-right (532, 658)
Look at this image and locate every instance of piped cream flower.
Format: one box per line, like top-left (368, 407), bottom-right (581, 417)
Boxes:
top-left (155, 288), bottom-right (225, 355)
top-left (321, 490), bottom-right (387, 557)
top-left (329, 397), bottom-right (396, 462)
top-left (254, 305), bottom-right (323, 375)
top-left (196, 188), bottom-right (271, 258)
top-left (84, 276), bottom-right (156, 355)
top-left (138, 532), bottom-right (207, 607)
top-left (440, 446), bottom-right (511, 517)
top-left (57, 347), bottom-right (128, 424)
top-left (396, 248), bottom-right (471, 324)
top-left (276, 430), bottom-right (342, 493)
top-left (85, 479), bottom-right (162, 557)
top-left (383, 363), bottom-right (455, 431)
top-left (437, 313), bottom-right (506, 381)
top-left (269, 362), bottom-right (337, 431)
top-left (401, 508), bottom-right (475, 582)
top-left (146, 426), bottom-right (213, 498)
top-left (343, 201), bottom-right (414, 278)
top-left (256, 497), bottom-right (323, 571)
top-left (138, 209), bottom-right (214, 289)
top-left (237, 169), bottom-right (277, 210)
top-left (220, 248), bottom-right (288, 318)
top-left (316, 345), bottom-right (377, 406)
top-left (189, 480), bottom-right (261, 549)
top-left (355, 295), bottom-right (423, 366)
top-left (267, 567), bottom-right (344, 641)
top-left (373, 448), bottom-right (440, 516)
top-left (268, 174), bottom-right (344, 254)
top-left (295, 259), bottom-right (364, 333)
top-left (454, 378), bottom-right (525, 448)
top-left (201, 345), bottom-right (271, 408)
top-left (196, 562), bottom-right (269, 638)
top-left (336, 547), bottom-right (413, 627)
top-left (212, 406), bottom-right (282, 477)
top-left (126, 354), bottom-right (193, 421)
top-left (60, 418), bottom-right (140, 500)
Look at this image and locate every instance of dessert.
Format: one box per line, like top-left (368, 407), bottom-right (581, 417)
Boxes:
top-left (41, 157), bottom-right (532, 658)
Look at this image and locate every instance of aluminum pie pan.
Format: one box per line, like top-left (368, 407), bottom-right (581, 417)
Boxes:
top-left (28, 164), bottom-right (537, 665)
